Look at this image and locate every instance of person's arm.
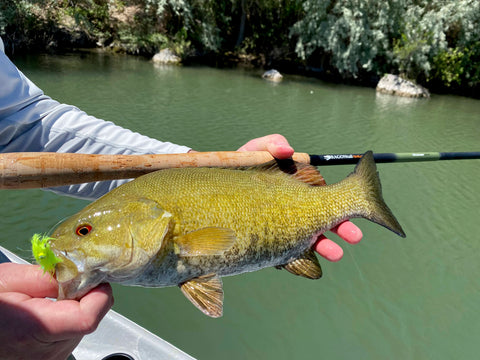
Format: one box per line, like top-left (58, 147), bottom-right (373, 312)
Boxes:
top-left (0, 50), bottom-right (191, 199)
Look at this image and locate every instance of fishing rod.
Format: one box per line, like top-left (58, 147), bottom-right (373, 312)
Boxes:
top-left (309, 151), bottom-right (480, 166)
top-left (0, 151), bottom-right (479, 189)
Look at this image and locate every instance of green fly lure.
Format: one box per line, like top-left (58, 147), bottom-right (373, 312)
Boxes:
top-left (31, 233), bottom-right (62, 275)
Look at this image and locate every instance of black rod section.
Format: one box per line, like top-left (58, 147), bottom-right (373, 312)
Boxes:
top-left (309, 152), bottom-right (480, 166)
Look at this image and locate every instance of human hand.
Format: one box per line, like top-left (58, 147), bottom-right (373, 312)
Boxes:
top-left (237, 133), bottom-right (295, 159)
top-left (237, 134), bottom-right (363, 261)
top-left (0, 263), bottom-right (113, 360)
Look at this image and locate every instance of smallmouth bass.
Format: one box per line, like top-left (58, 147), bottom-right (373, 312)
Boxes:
top-left (47, 151), bottom-right (405, 317)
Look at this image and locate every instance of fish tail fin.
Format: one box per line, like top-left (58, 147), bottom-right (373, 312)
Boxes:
top-left (349, 151), bottom-right (406, 238)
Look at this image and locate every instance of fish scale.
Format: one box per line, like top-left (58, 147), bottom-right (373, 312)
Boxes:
top-left (47, 151), bottom-right (405, 318)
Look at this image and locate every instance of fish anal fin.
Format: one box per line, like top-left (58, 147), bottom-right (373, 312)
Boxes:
top-left (180, 274), bottom-right (224, 318)
top-left (281, 250), bottom-right (322, 279)
top-left (175, 227), bottom-right (236, 257)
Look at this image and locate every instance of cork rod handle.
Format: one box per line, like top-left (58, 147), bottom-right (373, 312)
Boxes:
top-left (0, 151), bottom-right (311, 189)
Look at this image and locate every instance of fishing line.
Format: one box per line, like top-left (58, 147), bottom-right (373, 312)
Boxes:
top-left (7, 218), bottom-right (68, 263)
top-left (345, 243), bottom-right (366, 283)
top-left (13, 246), bottom-right (34, 261)
top-left (13, 220), bottom-right (65, 262)
top-left (48, 217), bottom-right (69, 236)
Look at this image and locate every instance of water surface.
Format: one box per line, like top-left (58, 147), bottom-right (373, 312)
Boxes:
top-left (2, 51), bottom-right (480, 359)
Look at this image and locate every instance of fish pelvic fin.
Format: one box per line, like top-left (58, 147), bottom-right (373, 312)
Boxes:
top-left (277, 249), bottom-right (322, 279)
top-left (180, 274), bottom-right (224, 318)
top-left (350, 151), bottom-right (406, 238)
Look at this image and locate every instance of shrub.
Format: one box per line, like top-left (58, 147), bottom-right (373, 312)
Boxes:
top-left (292, 0), bottom-right (480, 90)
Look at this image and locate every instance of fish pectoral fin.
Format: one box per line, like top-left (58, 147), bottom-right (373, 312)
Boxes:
top-left (175, 227), bottom-right (236, 257)
top-left (280, 250), bottom-right (322, 279)
top-left (180, 274), bottom-right (224, 318)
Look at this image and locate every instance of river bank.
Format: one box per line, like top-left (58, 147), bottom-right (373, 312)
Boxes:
top-left (2, 0), bottom-right (479, 98)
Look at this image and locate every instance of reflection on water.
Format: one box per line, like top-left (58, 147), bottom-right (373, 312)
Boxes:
top-left (374, 91), bottom-right (425, 108)
top-left (2, 52), bottom-right (480, 360)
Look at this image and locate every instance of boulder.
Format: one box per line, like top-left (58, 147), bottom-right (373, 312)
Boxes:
top-left (152, 48), bottom-right (181, 65)
top-left (376, 74), bottom-right (430, 98)
top-left (262, 69), bottom-right (283, 82)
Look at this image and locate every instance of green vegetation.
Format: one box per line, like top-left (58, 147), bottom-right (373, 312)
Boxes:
top-left (1, 0), bottom-right (479, 95)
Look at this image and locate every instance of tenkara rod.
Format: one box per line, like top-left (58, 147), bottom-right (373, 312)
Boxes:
top-left (1, 151), bottom-right (479, 189)
top-left (309, 151), bottom-right (480, 166)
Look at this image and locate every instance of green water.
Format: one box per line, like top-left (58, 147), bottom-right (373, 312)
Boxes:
top-left (2, 51), bottom-right (480, 359)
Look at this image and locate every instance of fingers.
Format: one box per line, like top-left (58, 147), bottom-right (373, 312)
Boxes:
top-left (0, 263), bottom-right (113, 332)
top-left (0, 282), bottom-right (113, 360)
top-left (314, 236), bottom-right (344, 262)
top-left (314, 221), bottom-right (362, 262)
top-left (27, 283), bottom-right (114, 340)
top-left (0, 263), bottom-right (58, 298)
top-left (237, 134), bottom-right (294, 159)
top-left (331, 221), bottom-right (363, 244)
top-left (78, 283), bottom-right (114, 334)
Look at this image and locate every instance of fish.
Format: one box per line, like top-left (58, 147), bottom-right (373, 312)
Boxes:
top-left (48, 151), bottom-right (405, 318)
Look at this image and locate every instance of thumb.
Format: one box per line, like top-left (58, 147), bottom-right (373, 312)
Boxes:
top-left (237, 134), bottom-right (294, 159)
top-left (0, 263), bottom-right (58, 298)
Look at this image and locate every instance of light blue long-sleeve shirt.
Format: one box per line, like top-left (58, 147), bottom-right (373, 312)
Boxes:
top-left (0, 39), bottom-right (191, 200)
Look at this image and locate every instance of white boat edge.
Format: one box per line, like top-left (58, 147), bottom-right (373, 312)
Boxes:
top-left (0, 245), bottom-right (196, 360)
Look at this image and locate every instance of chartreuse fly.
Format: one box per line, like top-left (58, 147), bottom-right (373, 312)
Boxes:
top-left (31, 233), bottom-right (62, 276)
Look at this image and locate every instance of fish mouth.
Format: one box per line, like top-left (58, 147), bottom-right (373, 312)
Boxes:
top-left (52, 238), bottom-right (136, 299)
top-left (54, 253), bottom-right (107, 300)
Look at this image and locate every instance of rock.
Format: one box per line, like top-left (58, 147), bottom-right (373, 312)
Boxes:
top-left (376, 74), bottom-right (430, 98)
top-left (262, 69), bottom-right (283, 82)
top-left (152, 49), bottom-right (181, 65)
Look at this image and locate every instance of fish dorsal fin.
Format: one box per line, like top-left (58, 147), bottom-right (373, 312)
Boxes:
top-left (244, 159), bottom-right (326, 186)
top-left (175, 227), bottom-right (236, 257)
top-left (288, 161), bottom-right (326, 186)
top-left (180, 274), bottom-right (224, 317)
top-left (278, 249), bottom-right (322, 279)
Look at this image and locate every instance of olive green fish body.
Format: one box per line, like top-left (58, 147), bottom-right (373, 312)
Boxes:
top-left (124, 170), bottom-right (318, 279)
top-left (123, 168), bottom-right (355, 285)
top-left (49, 151), bottom-right (405, 317)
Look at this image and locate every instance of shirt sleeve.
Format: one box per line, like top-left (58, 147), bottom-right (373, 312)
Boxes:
top-left (0, 49), bottom-right (191, 200)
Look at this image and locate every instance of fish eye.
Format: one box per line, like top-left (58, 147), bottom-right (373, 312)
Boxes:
top-left (76, 224), bottom-right (92, 236)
